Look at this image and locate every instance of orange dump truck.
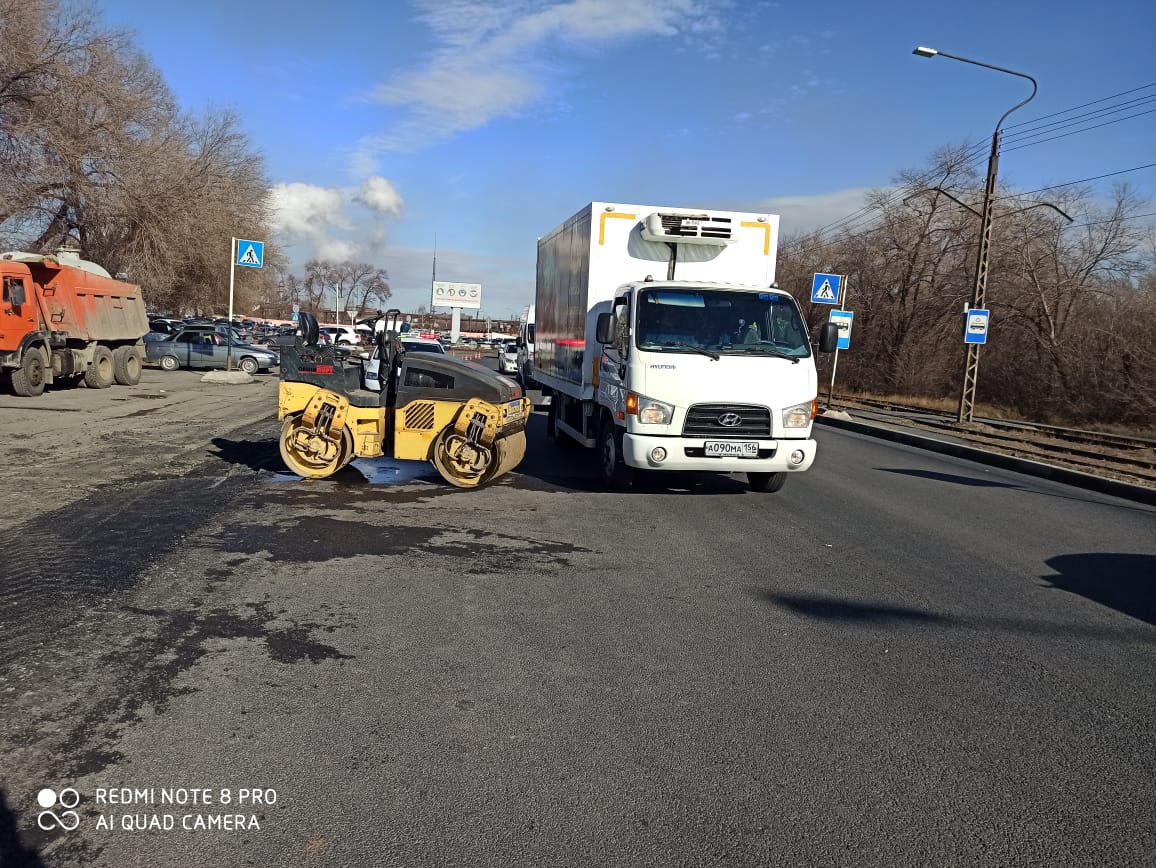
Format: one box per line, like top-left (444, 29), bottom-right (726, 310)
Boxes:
top-left (0, 249), bottom-right (149, 397)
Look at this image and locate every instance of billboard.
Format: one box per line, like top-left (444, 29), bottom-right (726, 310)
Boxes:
top-left (432, 281), bottom-right (482, 310)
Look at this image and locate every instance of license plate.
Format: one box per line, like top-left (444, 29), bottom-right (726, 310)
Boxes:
top-left (505, 399), bottom-right (525, 421)
top-left (704, 440), bottom-right (759, 458)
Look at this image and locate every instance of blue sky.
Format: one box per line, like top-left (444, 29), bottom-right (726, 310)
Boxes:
top-left (98, 0), bottom-right (1156, 319)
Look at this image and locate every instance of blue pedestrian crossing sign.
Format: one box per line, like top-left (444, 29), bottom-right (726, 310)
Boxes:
top-left (829, 309), bottom-right (854, 350)
top-left (236, 239), bottom-right (264, 268)
top-left (811, 272), bottom-right (841, 305)
top-left (964, 308), bottom-right (990, 344)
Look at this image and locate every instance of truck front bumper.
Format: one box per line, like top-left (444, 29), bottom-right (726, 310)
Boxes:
top-left (622, 433), bottom-right (817, 473)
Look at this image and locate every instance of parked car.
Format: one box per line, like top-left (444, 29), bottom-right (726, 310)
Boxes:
top-left (144, 319), bottom-right (185, 342)
top-left (497, 339), bottom-right (518, 375)
top-left (146, 329), bottom-right (279, 374)
top-left (362, 338), bottom-right (446, 391)
top-left (319, 325), bottom-right (360, 346)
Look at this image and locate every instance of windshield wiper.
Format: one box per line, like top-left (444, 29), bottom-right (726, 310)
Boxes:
top-left (729, 345), bottom-right (801, 363)
top-left (676, 343), bottom-right (719, 361)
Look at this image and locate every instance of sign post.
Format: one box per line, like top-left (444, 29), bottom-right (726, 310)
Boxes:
top-left (432, 280), bottom-right (482, 344)
top-left (823, 276), bottom-right (850, 408)
top-left (811, 272), bottom-right (842, 306)
top-left (964, 308), bottom-right (990, 344)
top-left (228, 238), bottom-right (263, 369)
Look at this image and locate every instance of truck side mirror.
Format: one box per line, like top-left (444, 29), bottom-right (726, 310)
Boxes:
top-left (9, 283), bottom-right (25, 306)
top-left (595, 312), bottom-right (613, 344)
top-left (818, 322), bottom-right (839, 353)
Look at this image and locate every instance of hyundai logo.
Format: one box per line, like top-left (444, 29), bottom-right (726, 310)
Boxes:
top-left (718, 413), bottom-right (742, 427)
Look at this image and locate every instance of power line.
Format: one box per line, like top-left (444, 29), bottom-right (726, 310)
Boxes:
top-left (1004, 108), bottom-right (1156, 153)
top-left (999, 162), bottom-right (1156, 200)
top-left (794, 83), bottom-right (1156, 257)
top-left (1002, 94), bottom-right (1156, 144)
top-left (1064, 210), bottom-right (1156, 229)
top-left (1005, 82), bottom-right (1156, 130)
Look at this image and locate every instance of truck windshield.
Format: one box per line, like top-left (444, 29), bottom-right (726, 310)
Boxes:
top-left (635, 288), bottom-right (811, 358)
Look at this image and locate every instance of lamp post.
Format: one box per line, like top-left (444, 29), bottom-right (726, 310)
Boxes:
top-left (912, 46), bottom-right (1037, 423)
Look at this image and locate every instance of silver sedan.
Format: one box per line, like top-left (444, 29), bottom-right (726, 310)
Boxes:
top-left (146, 331), bottom-right (279, 374)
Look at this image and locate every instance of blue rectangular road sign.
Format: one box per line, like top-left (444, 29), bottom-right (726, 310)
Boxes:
top-left (964, 308), bottom-right (990, 344)
top-left (236, 239), bottom-right (264, 268)
top-left (829, 309), bottom-right (854, 349)
top-left (811, 273), bottom-right (841, 305)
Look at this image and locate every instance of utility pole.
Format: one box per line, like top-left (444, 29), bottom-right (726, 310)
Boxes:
top-left (913, 46), bottom-right (1037, 423)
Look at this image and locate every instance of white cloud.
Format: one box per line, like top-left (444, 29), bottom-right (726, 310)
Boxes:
top-left (355, 177), bottom-right (404, 216)
top-left (753, 187), bottom-right (892, 235)
top-left (359, 0), bottom-right (727, 160)
top-left (270, 176), bottom-right (406, 264)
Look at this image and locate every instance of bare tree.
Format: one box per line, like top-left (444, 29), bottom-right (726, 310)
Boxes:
top-left (0, 0), bottom-right (275, 316)
top-left (297, 260), bottom-right (390, 323)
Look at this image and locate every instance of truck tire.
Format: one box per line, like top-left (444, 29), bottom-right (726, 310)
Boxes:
top-left (11, 347), bottom-right (48, 397)
top-left (112, 346), bottom-right (142, 385)
top-left (84, 346), bottom-right (115, 389)
top-left (238, 356), bottom-right (260, 375)
top-left (599, 418), bottom-right (634, 490)
top-left (547, 399), bottom-right (575, 448)
top-left (748, 471), bottom-right (787, 493)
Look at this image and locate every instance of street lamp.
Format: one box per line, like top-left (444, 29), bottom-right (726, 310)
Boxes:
top-left (912, 46), bottom-right (1037, 424)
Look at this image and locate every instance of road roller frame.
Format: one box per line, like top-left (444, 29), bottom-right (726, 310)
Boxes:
top-left (276, 311), bottom-right (529, 487)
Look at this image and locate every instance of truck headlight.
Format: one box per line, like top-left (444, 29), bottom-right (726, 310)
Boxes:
top-left (782, 401), bottom-right (813, 429)
top-left (634, 395), bottom-right (674, 425)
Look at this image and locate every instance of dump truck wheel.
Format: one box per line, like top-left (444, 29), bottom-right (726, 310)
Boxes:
top-left (112, 346), bottom-right (142, 385)
top-left (279, 415), bottom-right (352, 479)
top-left (84, 346), bottom-right (115, 389)
top-left (11, 347), bottom-right (47, 397)
top-left (159, 355), bottom-right (179, 371)
top-left (747, 471), bottom-right (786, 493)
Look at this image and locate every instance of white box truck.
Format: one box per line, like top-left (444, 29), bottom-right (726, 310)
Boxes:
top-left (534, 202), bottom-right (838, 491)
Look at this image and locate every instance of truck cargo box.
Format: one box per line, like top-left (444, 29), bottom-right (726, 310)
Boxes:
top-left (535, 203), bottom-right (778, 398)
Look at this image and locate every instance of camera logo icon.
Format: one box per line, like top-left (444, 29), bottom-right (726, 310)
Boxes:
top-left (37, 788), bottom-right (80, 831)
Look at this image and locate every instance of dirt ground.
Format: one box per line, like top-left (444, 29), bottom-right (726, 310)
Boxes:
top-left (0, 369), bottom-right (279, 531)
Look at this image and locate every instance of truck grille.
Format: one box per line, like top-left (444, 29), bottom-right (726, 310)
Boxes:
top-left (683, 404), bottom-right (771, 438)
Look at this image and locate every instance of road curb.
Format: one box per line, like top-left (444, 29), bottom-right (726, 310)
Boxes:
top-left (815, 413), bottom-right (1156, 507)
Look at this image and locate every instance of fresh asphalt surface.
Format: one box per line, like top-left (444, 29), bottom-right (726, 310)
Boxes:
top-left (2, 361), bottom-right (1153, 867)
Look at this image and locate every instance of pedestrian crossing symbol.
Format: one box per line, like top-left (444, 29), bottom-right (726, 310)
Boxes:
top-left (236, 239), bottom-right (264, 269)
top-left (811, 272), bottom-right (841, 305)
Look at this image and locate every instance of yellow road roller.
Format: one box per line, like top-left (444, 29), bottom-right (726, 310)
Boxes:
top-left (277, 312), bottom-right (530, 487)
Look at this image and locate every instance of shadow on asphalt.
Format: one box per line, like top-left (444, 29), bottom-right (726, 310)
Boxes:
top-left (876, 467), bottom-right (1021, 488)
top-left (210, 412), bottom-right (762, 496)
top-left (209, 435), bottom-right (281, 473)
top-left (1042, 553), bottom-right (1156, 626)
top-left (510, 411), bottom-right (758, 496)
top-left (0, 788), bottom-right (46, 868)
top-left (753, 590), bottom-right (1155, 642)
top-left (757, 592), bottom-right (950, 625)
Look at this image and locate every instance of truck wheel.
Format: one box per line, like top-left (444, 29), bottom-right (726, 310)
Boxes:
top-left (11, 347), bottom-right (48, 397)
top-left (748, 472), bottom-right (787, 493)
top-left (112, 346), bottom-right (142, 385)
top-left (547, 399), bottom-right (574, 447)
top-left (84, 346), bottom-right (115, 389)
top-left (238, 356), bottom-right (260, 375)
top-left (159, 355), bottom-right (180, 371)
top-left (599, 419), bottom-right (634, 490)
